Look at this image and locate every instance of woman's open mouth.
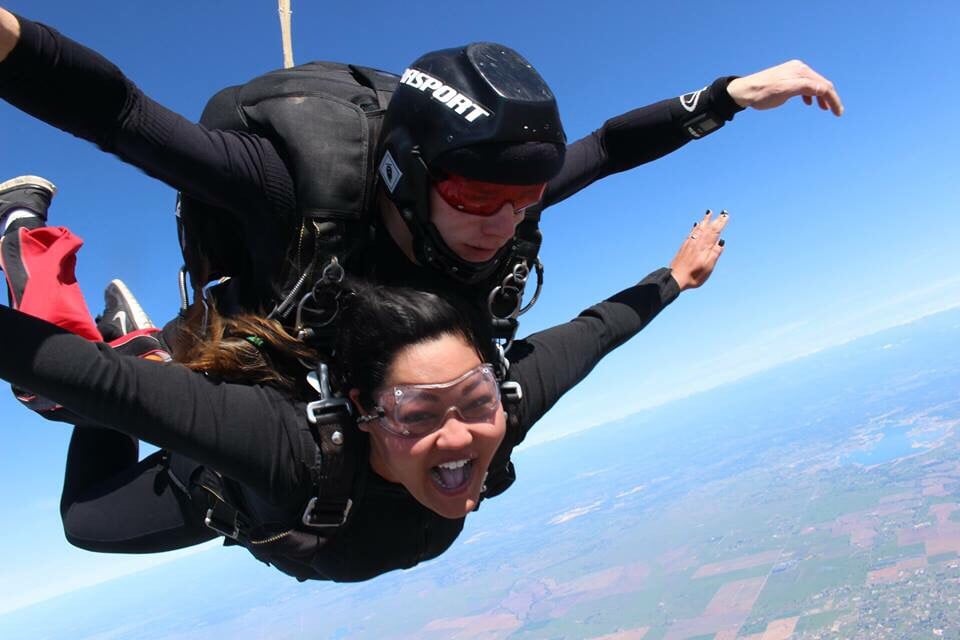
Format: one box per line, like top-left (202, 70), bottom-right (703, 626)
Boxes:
top-left (430, 458), bottom-right (474, 494)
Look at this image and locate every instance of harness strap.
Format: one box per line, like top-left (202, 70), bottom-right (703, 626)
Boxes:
top-left (302, 362), bottom-right (358, 528)
top-left (204, 497), bottom-right (244, 540)
top-left (486, 205), bottom-right (545, 409)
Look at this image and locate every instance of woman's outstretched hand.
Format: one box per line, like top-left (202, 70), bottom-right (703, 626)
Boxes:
top-left (669, 210), bottom-right (728, 292)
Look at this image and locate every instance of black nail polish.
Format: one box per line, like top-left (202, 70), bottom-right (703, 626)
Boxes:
top-left (718, 238), bottom-right (726, 247)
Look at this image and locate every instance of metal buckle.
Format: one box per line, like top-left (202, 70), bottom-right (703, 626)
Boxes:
top-left (204, 507), bottom-right (240, 540)
top-left (500, 381), bottom-right (523, 403)
top-left (305, 363), bottom-right (352, 425)
top-left (301, 497), bottom-right (353, 529)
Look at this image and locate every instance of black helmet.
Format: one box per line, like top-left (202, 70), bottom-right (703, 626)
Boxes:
top-left (378, 42), bottom-right (566, 283)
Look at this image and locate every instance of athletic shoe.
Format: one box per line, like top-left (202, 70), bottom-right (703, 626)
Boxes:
top-left (97, 279), bottom-right (156, 342)
top-left (0, 175), bottom-right (56, 230)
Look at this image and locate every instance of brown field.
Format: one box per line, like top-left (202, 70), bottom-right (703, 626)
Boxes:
top-left (704, 577), bottom-right (767, 615)
top-left (550, 562), bottom-right (650, 598)
top-left (867, 556), bottom-right (928, 584)
top-left (926, 535), bottom-right (960, 557)
top-left (929, 502), bottom-right (958, 523)
top-left (661, 612), bottom-right (745, 640)
top-left (879, 491), bottom-right (918, 504)
top-left (500, 578), bottom-right (550, 618)
top-left (831, 497), bottom-right (923, 549)
top-left (421, 612), bottom-right (520, 638)
top-left (657, 545), bottom-right (699, 574)
top-left (586, 627), bottom-right (650, 640)
top-left (692, 550), bottom-right (784, 579)
top-left (922, 479), bottom-right (951, 497)
top-left (491, 562), bottom-right (652, 624)
top-left (739, 616), bottom-right (800, 640)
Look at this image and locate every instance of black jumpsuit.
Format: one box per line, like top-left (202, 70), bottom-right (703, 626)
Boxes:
top-left (0, 268), bottom-right (679, 581)
top-left (0, 14), bottom-right (731, 578)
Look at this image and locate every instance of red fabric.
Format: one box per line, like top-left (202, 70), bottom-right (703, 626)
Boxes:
top-left (12, 226), bottom-right (103, 341)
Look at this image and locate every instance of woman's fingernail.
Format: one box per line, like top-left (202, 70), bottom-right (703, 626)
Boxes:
top-left (718, 238), bottom-right (726, 247)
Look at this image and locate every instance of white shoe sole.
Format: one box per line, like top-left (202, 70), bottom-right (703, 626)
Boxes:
top-left (0, 175), bottom-right (57, 196)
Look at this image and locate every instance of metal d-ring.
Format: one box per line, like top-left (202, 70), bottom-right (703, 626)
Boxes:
top-left (518, 259), bottom-right (544, 316)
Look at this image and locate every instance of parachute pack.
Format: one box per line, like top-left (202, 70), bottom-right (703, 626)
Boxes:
top-left (176, 61), bottom-right (399, 318)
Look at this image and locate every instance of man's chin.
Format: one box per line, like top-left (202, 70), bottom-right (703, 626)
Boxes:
top-left (458, 245), bottom-right (500, 263)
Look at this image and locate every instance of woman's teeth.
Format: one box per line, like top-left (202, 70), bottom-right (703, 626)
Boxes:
top-left (431, 459), bottom-right (473, 490)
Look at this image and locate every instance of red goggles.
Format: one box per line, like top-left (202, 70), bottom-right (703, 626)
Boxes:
top-left (434, 173), bottom-right (547, 217)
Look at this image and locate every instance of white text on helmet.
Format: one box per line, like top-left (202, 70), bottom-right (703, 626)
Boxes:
top-left (400, 68), bottom-right (491, 123)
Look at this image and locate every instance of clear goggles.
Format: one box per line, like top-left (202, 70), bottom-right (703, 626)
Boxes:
top-left (358, 364), bottom-right (501, 438)
top-left (433, 172), bottom-right (547, 217)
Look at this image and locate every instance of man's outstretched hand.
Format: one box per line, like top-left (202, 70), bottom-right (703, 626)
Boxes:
top-left (727, 60), bottom-right (844, 116)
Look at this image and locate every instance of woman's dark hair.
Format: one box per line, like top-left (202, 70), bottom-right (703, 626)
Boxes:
top-left (334, 280), bottom-right (481, 410)
top-left (170, 275), bottom-right (480, 406)
top-left (173, 303), bottom-right (317, 398)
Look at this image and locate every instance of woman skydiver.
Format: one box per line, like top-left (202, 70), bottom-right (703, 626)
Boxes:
top-left (0, 175), bottom-right (727, 582)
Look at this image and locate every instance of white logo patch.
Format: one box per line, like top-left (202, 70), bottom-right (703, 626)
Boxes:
top-left (399, 68), bottom-right (492, 123)
top-left (379, 151), bottom-right (402, 193)
top-left (112, 310), bottom-right (129, 335)
top-left (680, 87), bottom-right (707, 113)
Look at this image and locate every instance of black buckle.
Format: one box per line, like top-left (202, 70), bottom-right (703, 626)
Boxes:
top-left (204, 502), bottom-right (240, 540)
top-left (301, 496), bottom-right (353, 529)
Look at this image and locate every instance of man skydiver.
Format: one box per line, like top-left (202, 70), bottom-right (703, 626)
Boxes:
top-left (0, 8), bottom-right (842, 330)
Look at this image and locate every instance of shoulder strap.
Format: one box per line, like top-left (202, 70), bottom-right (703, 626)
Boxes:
top-left (300, 363), bottom-right (359, 528)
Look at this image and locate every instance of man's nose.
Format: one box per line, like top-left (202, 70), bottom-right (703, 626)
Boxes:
top-left (481, 203), bottom-right (520, 237)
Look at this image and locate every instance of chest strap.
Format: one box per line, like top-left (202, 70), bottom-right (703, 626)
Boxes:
top-left (199, 362), bottom-right (358, 541)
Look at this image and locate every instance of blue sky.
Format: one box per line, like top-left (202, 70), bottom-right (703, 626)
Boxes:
top-left (0, 0), bottom-right (958, 621)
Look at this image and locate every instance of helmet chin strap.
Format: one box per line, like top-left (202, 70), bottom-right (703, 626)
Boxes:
top-left (399, 205), bottom-right (507, 285)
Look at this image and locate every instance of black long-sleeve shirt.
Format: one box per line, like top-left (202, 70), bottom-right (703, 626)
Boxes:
top-left (0, 268), bottom-right (679, 580)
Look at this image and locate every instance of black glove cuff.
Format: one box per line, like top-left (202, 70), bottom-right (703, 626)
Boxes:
top-left (674, 76), bottom-right (746, 140)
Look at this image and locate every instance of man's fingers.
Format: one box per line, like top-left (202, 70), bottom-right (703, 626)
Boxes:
top-left (799, 67), bottom-right (844, 115)
top-left (821, 85), bottom-right (844, 116)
